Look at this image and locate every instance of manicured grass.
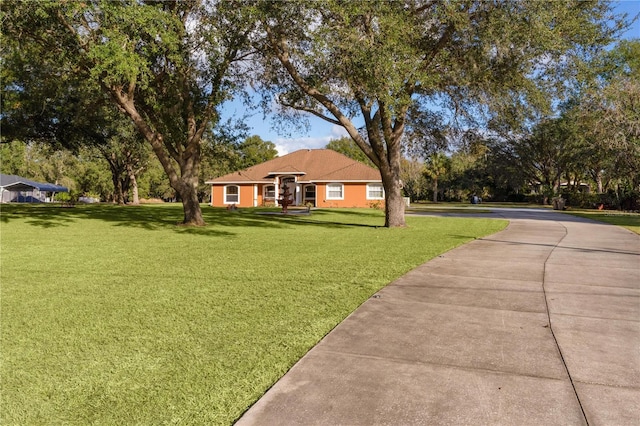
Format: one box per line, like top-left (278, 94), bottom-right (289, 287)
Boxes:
top-left (1, 204), bottom-right (506, 425)
top-left (563, 209), bottom-right (640, 234)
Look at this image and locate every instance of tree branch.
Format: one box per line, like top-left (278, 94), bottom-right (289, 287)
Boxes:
top-left (422, 22), bottom-right (456, 70)
top-left (264, 22), bottom-right (376, 163)
top-left (411, 0), bottom-right (439, 15)
top-left (109, 86), bottom-right (180, 187)
top-left (278, 96), bottom-right (342, 126)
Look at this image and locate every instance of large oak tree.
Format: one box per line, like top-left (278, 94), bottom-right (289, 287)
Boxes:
top-left (251, 0), bottom-right (625, 227)
top-left (574, 40), bottom-right (640, 194)
top-left (1, 61), bottom-right (148, 205)
top-left (2, 0), bottom-right (253, 224)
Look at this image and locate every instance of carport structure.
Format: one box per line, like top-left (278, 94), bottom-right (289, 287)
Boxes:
top-left (0, 174), bottom-right (69, 203)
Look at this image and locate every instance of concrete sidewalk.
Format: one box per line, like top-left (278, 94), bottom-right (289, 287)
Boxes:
top-left (237, 210), bottom-right (640, 425)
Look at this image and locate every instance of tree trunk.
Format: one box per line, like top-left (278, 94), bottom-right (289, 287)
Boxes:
top-left (177, 179), bottom-right (205, 226)
top-left (159, 165), bottom-right (205, 225)
top-left (128, 166), bottom-right (140, 205)
top-left (596, 172), bottom-right (603, 193)
top-left (432, 178), bottom-right (438, 203)
top-left (382, 173), bottom-right (405, 228)
top-left (105, 152), bottom-right (126, 205)
top-left (112, 174), bottom-right (125, 205)
top-left (114, 94), bottom-right (206, 226)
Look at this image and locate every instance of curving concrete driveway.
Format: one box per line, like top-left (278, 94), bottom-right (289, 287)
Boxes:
top-left (237, 209), bottom-right (640, 425)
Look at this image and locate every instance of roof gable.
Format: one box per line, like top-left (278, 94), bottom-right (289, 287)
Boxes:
top-left (207, 149), bottom-right (380, 184)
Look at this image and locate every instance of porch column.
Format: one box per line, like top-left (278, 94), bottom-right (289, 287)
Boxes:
top-left (253, 184), bottom-right (258, 207)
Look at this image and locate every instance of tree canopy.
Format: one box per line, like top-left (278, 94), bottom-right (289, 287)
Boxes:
top-left (326, 137), bottom-right (375, 167)
top-left (250, 0), bottom-right (626, 226)
top-left (2, 1), bottom-right (634, 221)
top-left (2, 0), bottom-right (254, 224)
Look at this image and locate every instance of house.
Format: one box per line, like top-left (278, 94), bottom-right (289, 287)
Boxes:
top-left (559, 181), bottom-right (591, 193)
top-left (0, 174), bottom-right (69, 203)
top-left (206, 149), bottom-right (384, 208)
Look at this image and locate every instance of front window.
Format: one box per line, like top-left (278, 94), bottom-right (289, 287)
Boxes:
top-left (304, 185), bottom-right (316, 200)
top-left (224, 185), bottom-right (239, 204)
top-left (326, 183), bottom-right (343, 200)
top-left (264, 185), bottom-right (276, 199)
top-left (367, 183), bottom-right (384, 200)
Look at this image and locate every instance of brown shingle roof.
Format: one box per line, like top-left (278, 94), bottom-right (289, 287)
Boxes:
top-left (206, 149), bottom-right (381, 183)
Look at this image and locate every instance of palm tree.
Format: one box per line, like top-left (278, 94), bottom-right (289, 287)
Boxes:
top-left (424, 152), bottom-right (450, 203)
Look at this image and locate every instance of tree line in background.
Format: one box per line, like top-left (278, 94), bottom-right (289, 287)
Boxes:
top-left (1, 1), bottom-right (637, 226)
top-left (0, 134), bottom-right (278, 204)
top-left (332, 38), bottom-right (640, 210)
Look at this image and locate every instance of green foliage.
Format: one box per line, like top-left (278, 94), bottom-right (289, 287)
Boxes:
top-left (2, 0), bottom-right (255, 224)
top-left (326, 137), bottom-right (375, 167)
top-left (237, 135), bottom-right (278, 169)
top-left (570, 40), bottom-right (640, 193)
top-left (560, 191), bottom-right (604, 209)
top-left (482, 40), bottom-right (640, 204)
top-left (0, 142), bottom-right (131, 202)
top-left (53, 190), bottom-right (79, 205)
top-left (71, 151), bottom-right (113, 201)
top-left (198, 134), bottom-right (278, 202)
top-left (400, 157), bottom-right (428, 202)
top-left (402, 38), bottom-right (639, 205)
top-left (251, 0), bottom-right (624, 226)
top-left (137, 156), bottom-right (175, 201)
top-left (0, 141), bottom-right (29, 176)
top-left (53, 191), bottom-right (71, 203)
top-left (423, 152), bottom-right (451, 180)
top-left (424, 152), bottom-right (451, 202)
top-left (0, 204), bottom-right (507, 424)
top-left (1, 142), bottom-right (73, 189)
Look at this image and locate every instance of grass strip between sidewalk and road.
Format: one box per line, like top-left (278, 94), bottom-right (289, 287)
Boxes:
top-left (1, 204), bottom-right (506, 425)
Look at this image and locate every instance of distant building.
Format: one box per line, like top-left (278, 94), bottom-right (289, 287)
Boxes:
top-left (559, 181), bottom-right (591, 193)
top-left (0, 174), bottom-right (69, 203)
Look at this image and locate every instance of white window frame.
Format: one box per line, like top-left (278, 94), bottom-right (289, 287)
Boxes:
top-left (264, 185), bottom-right (276, 199)
top-left (304, 184), bottom-right (316, 200)
top-left (224, 185), bottom-right (240, 204)
top-left (366, 183), bottom-right (384, 200)
top-left (326, 183), bottom-right (344, 200)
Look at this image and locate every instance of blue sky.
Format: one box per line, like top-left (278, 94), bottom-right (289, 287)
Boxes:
top-left (220, 1), bottom-right (640, 156)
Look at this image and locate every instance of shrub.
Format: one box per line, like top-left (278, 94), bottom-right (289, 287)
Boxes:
top-left (561, 192), bottom-right (601, 209)
top-left (368, 200), bottom-right (384, 210)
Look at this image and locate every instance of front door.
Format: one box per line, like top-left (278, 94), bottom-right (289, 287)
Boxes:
top-left (280, 177), bottom-right (297, 206)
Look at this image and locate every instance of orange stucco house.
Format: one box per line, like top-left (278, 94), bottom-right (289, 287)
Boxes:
top-left (206, 149), bottom-right (384, 208)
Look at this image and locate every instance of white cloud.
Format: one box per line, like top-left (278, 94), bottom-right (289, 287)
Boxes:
top-left (330, 125), bottom-right (349, 138)
top-left (274, 125), bottom-right (349, 156)
top-left (274, 136), bottom-right (331, 156)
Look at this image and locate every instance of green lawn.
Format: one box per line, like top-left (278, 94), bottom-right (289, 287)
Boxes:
top-left (563, 210), bottom-right (640, 234)
top-left (1, 204), bottom-right (506, 425)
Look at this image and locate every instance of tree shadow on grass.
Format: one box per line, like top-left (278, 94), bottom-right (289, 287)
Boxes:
top-left (1, 204), bottom-right (232, 235)
top-left (250, 208), bottom-right (385, 229)
top-left (0, 204), bottom-right (384, 234)
top-left (266, 215), bottom-right (382, 229)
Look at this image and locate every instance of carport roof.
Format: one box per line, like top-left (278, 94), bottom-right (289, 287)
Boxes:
top-left (0, 174), bottom-right (69, 192)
